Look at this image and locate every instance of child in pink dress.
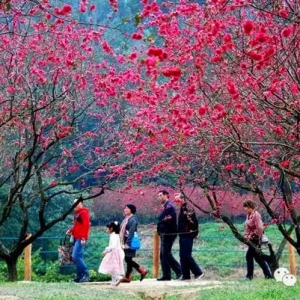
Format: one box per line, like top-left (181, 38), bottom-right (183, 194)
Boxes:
top-left (98, 221), bottom-right (125, 286)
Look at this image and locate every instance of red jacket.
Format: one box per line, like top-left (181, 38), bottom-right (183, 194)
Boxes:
top-left (69, 207), bottom-right (90, 239)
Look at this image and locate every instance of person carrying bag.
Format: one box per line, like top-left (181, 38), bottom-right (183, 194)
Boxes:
top-left (116, 204), bottom-right (147, 285)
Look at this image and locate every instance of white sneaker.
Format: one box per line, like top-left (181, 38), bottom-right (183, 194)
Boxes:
top-left (194, 273), bottom-right (204, 279)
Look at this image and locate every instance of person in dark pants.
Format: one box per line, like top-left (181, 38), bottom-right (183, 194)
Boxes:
top-left (117, 204), bottom-right (147, 285)
top-left (174, 193), bottom-right (204, 280)
top-left (156, 190), bottom-right (182, 281)
top-left (243, 200), bottom-right (272, 280)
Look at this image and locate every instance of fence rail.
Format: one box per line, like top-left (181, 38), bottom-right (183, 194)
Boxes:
top-left (0, 232), bottom-right (298, 280)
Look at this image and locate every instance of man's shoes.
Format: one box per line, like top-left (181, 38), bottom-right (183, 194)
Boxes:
top-left (174, 273), bottom-right (183, 280)
top-left (179, 276), bottom-right (191, 280)
top-left (73, 277), bottom-right (80, 283)
top-left (194, 273), bottom-right (204, 279)
top-left (157, 277), bottom-right (171, 281)
top-left (79, 274), bottom-right (89, 283)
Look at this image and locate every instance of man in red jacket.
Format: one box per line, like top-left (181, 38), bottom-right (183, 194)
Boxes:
top-left (67, 197), bottom-right (90, 282)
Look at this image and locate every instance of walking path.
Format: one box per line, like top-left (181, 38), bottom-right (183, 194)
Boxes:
top-left (82, 278), bottom-right (232, 298)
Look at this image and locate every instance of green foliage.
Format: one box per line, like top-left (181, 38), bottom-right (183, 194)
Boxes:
top-left (0, 222), bottom-right (298, 282)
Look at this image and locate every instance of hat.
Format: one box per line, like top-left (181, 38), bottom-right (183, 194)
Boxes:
top-left (125, 203), bottom-right (136, 214)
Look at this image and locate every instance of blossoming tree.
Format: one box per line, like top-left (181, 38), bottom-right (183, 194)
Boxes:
top-left (118, 0), bottom-right (300, 259)
top-left (0, 0), bottom-right (139, 280)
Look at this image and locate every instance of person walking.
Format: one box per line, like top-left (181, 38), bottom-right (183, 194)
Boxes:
top-left (156, 190), bottom-right (182, 281)
top-left (243, 200), bottom-right (272, 280)
top-left (66, 197), bottom-right (90, 283)
top-left (174, 193), bottom-right (204, 280)
top-left (98, 221), bottom-right (125, 286)
top-left (116, 204), bottom-right (147, 285)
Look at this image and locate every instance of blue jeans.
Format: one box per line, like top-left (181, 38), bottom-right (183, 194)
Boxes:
top-left (72, 239), bottom-right (89, 279)
top-left (160, 235), bottom-right (181, 279)
top-left (179, 235), bottom-right (203, 279)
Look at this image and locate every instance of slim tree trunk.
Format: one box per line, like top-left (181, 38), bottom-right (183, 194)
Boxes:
top-left (261, 243), bottom-right (279, 277)
top-left (6, 256), bottom-right (18, 281)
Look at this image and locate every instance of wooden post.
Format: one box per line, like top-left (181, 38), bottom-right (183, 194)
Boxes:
top-left (24, 234), bottom-right (32, 281)
top-left (288, 235), bottom-right (296, 276)
top-left (153, 231), bottom-right (159, 278)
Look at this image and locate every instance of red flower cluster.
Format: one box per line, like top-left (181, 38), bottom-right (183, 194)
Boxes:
top-left (54, 5), bottom-right (72, 16)
top-left (161, 67), bottom-right (182, 78)
top-left (132, 33), bottom-right (143, 40)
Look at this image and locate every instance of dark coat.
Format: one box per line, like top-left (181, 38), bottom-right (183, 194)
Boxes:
top-left (178, 202), bottom-right (199, 238)
top-left (157, 200), bottom-right (178, 236)
top-left (124, 215), bottom-right (138, 258)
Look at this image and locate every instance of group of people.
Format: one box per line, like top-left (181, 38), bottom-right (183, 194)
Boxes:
top-left (66, 193), bottom-right (272, 285)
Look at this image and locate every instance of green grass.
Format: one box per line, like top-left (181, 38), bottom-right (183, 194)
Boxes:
top-left (0, 279), bottom-right (299, 300)
top-left (193, 280), bottom-right (300, 300)
top-left (0, 282), bottom-right (141, 300)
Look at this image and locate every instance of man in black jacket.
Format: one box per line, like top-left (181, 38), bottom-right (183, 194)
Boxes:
top-left (156, 190), bottom-right (182, 281)
top-left (175, 193), bottom-right (204, 280)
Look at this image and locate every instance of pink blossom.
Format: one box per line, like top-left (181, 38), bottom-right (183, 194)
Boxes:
top-left (129, 52), bottom-right (138, 60)
top-left (242, 20), bottom-right (254, 35)
top-left (224, 164), bottom-right (234, 171)
top-left (237, 163), bottom-right (245, 169)
top-left (248, 165), bottom-right (256, 173)
top-left (273, 126), bottom-right (284, 136)
top-left (69, 165), bottom-right (79, 173)
top-left (161, 67), bottom-right (182, 78)
top-left (281, 160), bottom-right (290, 168)
top-left (223, 34), bottom-right (232, 43)
top-left (61, 4), bottom-right (72, 15)
top-left (198, 106), bottom-right (207, 116)
top-left (79, 4), bottom-right (87, 13)
top-left (101, 41), bottom-right (113, 55)
top-left (145, 57), bottom-right (157, 67)
top-left (281, 27), bottom-right (292, 38)
top-left (227, 82), bottom-right (238, 95)
top-left (45, 117), bottom-right (56, 124)
top-left (279, 9), bottom-right (288, 18)
top-left (256, 33), bottom-right (268, 43)
top-left (84, 132), bottom-right (98, 138)
top-left (94, 147), bottom-right (102, 154)
top-left (132, 33), bottom-right (143, 40)
top-left (147, 47), bottom-right (163, 57)
top-left (291, 84), bottom-right (299, 94)
top-left (108, 0), bottom-right (118, 12)
top-left (214, 104), bottom-right (224, 112)
top-left (7, 86), bottom-right (15, 93)
top-left (247, 51), bottom-right (262, 61)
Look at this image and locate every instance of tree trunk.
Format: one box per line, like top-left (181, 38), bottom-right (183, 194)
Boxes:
top-left (261, 243), bottom-right (279, 277)
top-left (6, 256), bottom-right (18, 281)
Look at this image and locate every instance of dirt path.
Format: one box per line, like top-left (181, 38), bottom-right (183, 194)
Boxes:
top-left (82, 278), bottom-right (232, 299)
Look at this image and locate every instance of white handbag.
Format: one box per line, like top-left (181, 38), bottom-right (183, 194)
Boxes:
top-left (261, 234), bottom-right (269, 244)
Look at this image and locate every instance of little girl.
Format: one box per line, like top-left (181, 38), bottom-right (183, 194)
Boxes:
top-left (98, 221), bottom-right (125, 286)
